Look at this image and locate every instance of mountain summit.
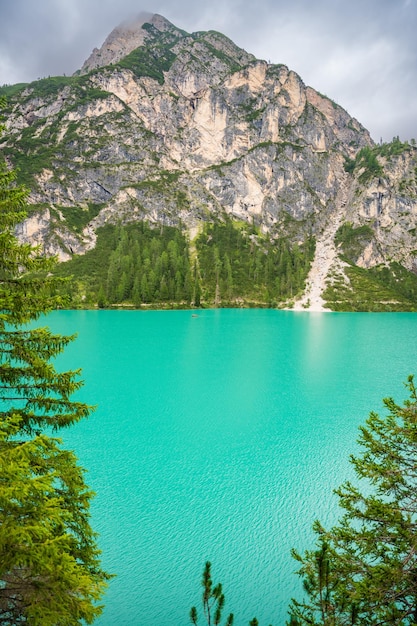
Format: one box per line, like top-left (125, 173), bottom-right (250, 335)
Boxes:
top-left (80, 14), bottom-right (181, 74)
top-left (1, 15), bottom-right (417, 310)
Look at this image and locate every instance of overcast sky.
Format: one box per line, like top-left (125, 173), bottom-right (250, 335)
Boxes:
top-left (0, 0), bottom-right (416, 142)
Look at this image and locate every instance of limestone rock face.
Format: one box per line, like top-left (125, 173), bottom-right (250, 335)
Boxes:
top-left (345, 149), bottom-right (417, 271)
top-left (15, 209), bottom-right (95, 261)
top-left (2, 13), bottom-right (417, 304)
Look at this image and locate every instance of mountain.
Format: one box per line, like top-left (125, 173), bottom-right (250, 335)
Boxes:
top-left (1, 14), bottom-right (417, 311)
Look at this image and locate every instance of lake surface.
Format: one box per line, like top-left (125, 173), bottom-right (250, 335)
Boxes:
top-left (46, 309), bottom-right (417, 626)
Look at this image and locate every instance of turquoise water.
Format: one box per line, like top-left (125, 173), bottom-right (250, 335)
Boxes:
top-left (46, 309), bottom-right (417, 626)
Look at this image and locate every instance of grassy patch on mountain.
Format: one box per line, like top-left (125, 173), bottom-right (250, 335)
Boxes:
top-left (368, 262), bottom-right (417, 302)
top-left (193, 37), bottom-right (243, 73)
top-left (18, 76), bottom-right (75, 103)
top-left (116, 45), bottom-right (176, 84)
top-left (344, 138), bottom-right (414, 182)
top-left (323, 262), bottom-right (417, 311)
top-left (344, 146), bottom-right (383, 183)
top-left (0, 83), bottom-right (28, 98)
top-left (335, 222), bottom-right (374, 263)
top-left (2, 79), bottom-right (113, 187)
top-left (3, 122), bottom-right (60, 186)
top-left (142, 21), bottom-right (189, 41)
top-left (57, 203), bottom-right (105, 233)
top-left (134, 170), bottom-right (183, 187)
top-left (127, 171), bottom-right (190, 210)
top-left (19, 74), bottom-right (108, 104)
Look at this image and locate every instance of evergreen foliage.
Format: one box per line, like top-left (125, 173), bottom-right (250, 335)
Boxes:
top-left (323, 263), bottom-right (417, 311)
top-left (324, 222), bottom-right (417, 311)
top-left (116, 45), bottom-right (176, 84)
top-left (353, 146), bottom-right (383, 183)
top-left (190, 562), bottom-right (234, 626)
top-left (196, 218), bottom-right (315, 306)
top-left (288, 376), bottom-right (417, 625)
top-left (53, 219), bottom-right (315, 309)
top-left (105, 222), bottom-right (192, 305)
top-left (368, 262), bottom-right (417, 302)
top-left (190, 562), bottom-right (273, 626)
top-left (0, 99), bottom-right (109, 624)
top-left (55, 222), bottom-right (194, 307)
top-left (57, 202), bottom-right (104, 234)
top-left (334, 222), bottom-right (374, 264)
top-left (53, 223), bottom-right (119, 307)
top-left (344, 138), bottom-right (413, 182)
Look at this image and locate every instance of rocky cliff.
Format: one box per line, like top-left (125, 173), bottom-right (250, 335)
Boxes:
top-left (1, 14), bottom-right (416, 310)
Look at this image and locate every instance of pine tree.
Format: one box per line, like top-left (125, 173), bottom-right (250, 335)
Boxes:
top-left (288, 376), bottom-right (417, 625)
top-left (223, 253), bottom-right (233, 302)
top-left (193, 260), bottom-right (201, 308)
top-left (189, 563), bottom-right (269, 626)
top-left (190, 562), bottom-right (234, 626)
top-left (97, 283), bottom-right (107, 308)
top-left (140, 273), bottom-right (150, 302)
top-left (0, 99), bottom-right (109, 624)
top-left (132, 274), bottom-right (142, 306)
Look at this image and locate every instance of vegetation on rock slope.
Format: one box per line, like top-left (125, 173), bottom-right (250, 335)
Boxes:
top-left (1, 14), bottom-right (417, 311)
top-left (323, 222), bottom-right (417, 312)
top-left (53, 219), bottom-right (315, 309)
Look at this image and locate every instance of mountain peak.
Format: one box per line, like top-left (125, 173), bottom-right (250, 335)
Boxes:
top-left (79, 13), bottom-right (181, 75)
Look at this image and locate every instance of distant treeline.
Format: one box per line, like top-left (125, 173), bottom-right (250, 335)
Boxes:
top-left (54, 219), bottom-right (315, 308)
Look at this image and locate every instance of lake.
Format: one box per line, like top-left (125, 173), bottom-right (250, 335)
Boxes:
top-left (46, 309), bottom-right (417, 626)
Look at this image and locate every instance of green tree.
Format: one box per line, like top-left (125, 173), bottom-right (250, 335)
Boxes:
top-left (97, 283), bottom-right (107, 308)
top-left (106, 255), bottom-right (119, 303)
top-left (116, 269), bottom-right (130, 302)
top-left (190, 562), bottom-right (234, 626)
top-left (0, 100), bottom-right (109, 624)
top-left (140, 272), bottom-right (150, 302)
top-left (288, 376), bottom-right (417, 625)
top-left (159, 276), bottom-right (169, 301)
top-left (221, 253), bottom-right (233, 302)
top-left (132, 274), bottom-right (142, 306)
top-left (193, 260), bottom-right (201, 307)
top-left (189, 563), bottom-right (269, 626)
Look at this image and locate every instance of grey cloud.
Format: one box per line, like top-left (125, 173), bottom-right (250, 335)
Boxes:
top-left (0, 0), bottom-right (416, 140)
